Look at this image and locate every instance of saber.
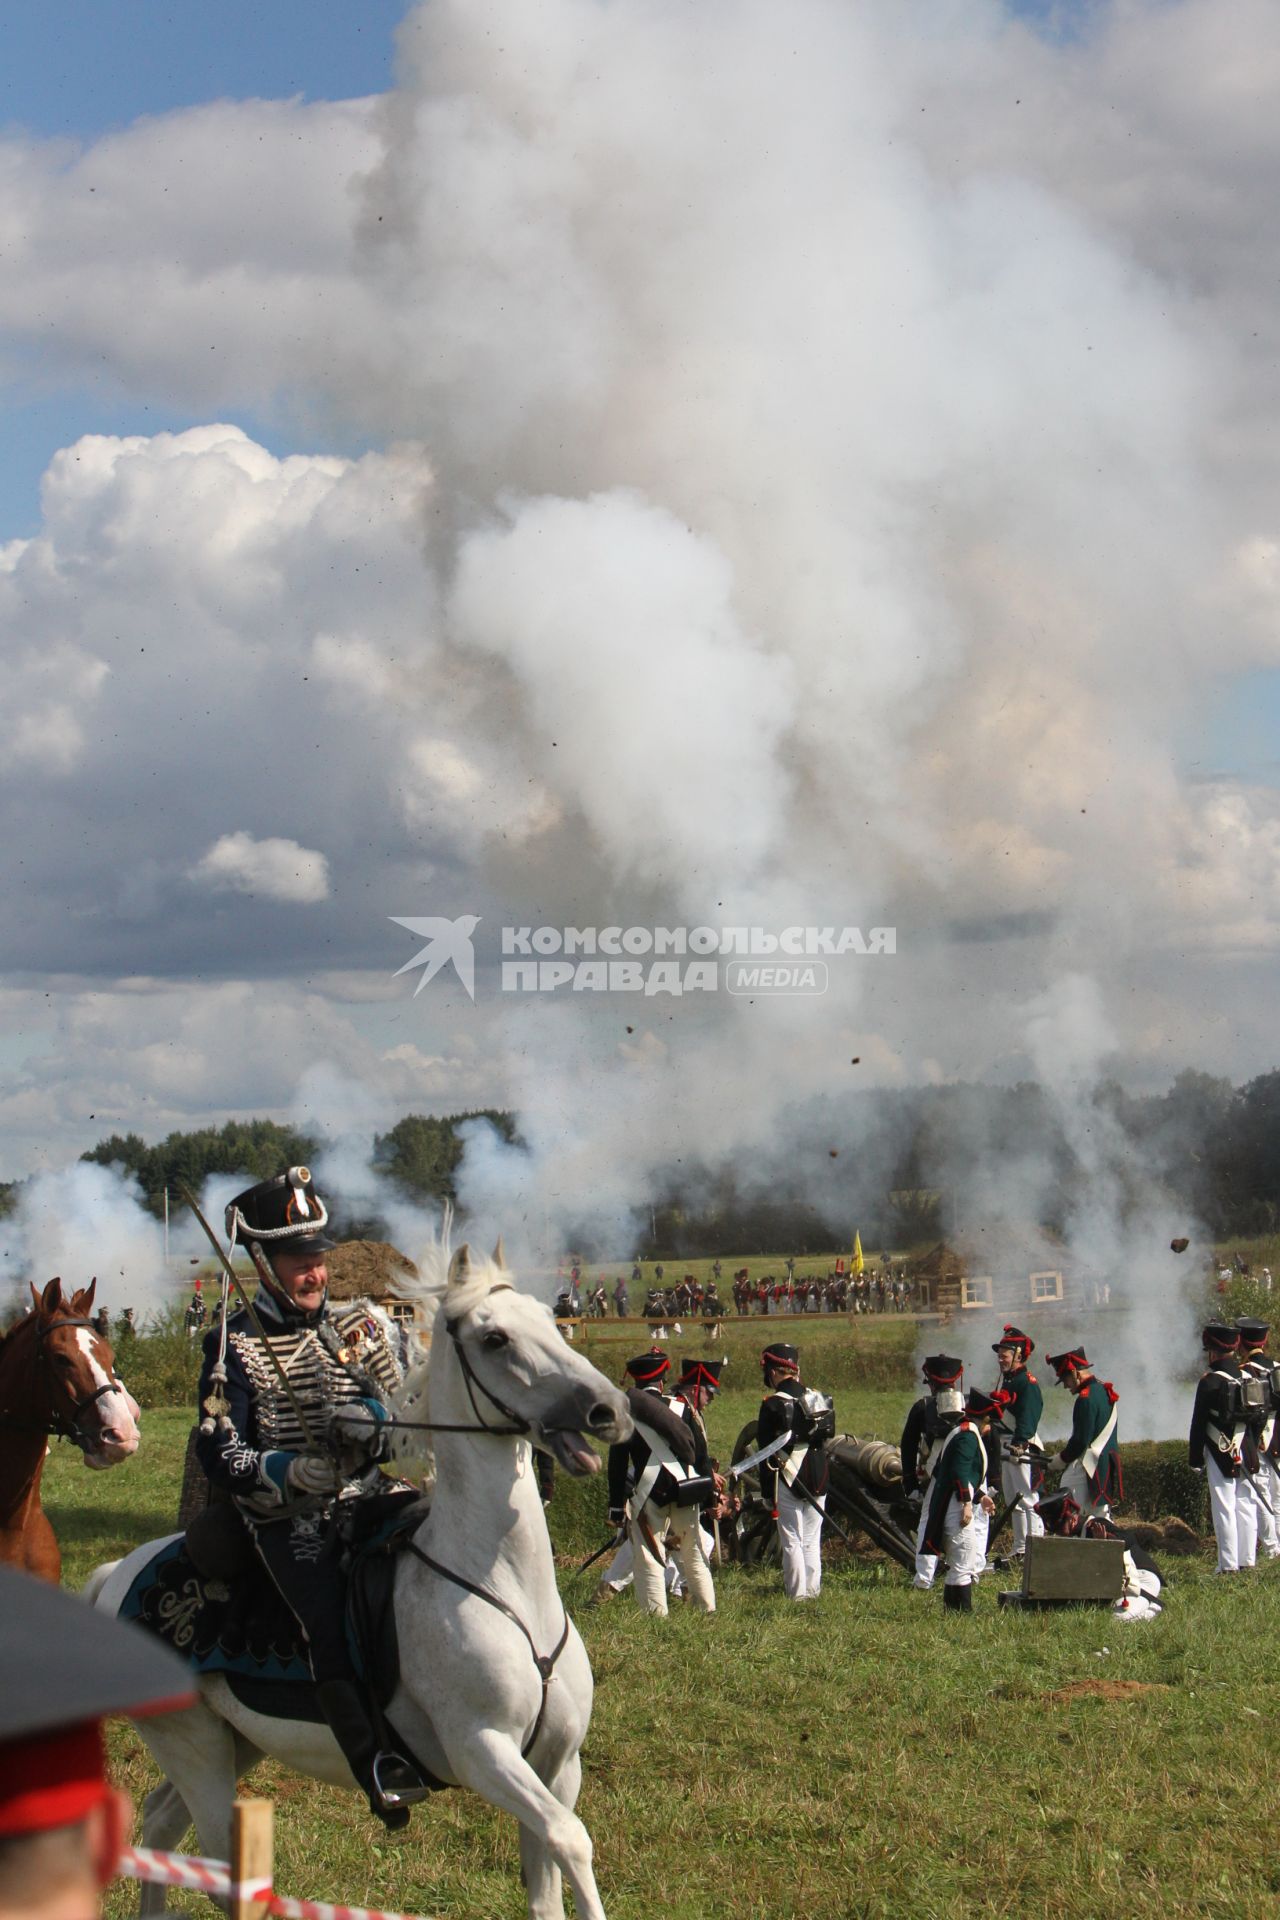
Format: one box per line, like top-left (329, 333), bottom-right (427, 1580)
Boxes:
top-left (573, 1528), bottom-right (626, 1581)
top-left (178, 1182), bottom-right (324, 1454)
top-left (728, 1431), bottom-right (792, 1480)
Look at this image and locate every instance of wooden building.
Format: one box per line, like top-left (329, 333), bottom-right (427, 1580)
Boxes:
top-left (325, 1239), bottom-right (421, 1330)
top-left (911, 1226), bottom-right (1075, 1315)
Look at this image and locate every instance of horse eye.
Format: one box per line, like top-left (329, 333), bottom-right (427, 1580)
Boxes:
top-left (481, 1331), bottom-right (510, 1353)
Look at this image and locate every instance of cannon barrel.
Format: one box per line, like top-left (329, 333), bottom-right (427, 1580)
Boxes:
top-left (829, 1435), bottom-right (902, 1491)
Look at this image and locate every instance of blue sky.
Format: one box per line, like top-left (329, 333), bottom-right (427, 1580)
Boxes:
top-left (0, 0), bottom-right (409, 540)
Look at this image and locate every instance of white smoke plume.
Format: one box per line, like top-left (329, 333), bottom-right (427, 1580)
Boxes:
top-left (341, 5), bottom-right (1251, 1262)
top-left (0, 1162), bottom-right (165, 1324)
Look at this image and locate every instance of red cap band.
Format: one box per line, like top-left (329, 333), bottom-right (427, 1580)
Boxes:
top-left (0, 1723), bottom-right (109, 1838)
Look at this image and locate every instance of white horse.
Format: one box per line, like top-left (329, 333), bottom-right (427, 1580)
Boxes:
top-left (90, 1241), bottom-right (633, 1920)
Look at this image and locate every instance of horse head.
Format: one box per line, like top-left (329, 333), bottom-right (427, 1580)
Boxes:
top-left (29, 1277), bottom-right (141, 1468)
top-left (431, 1240), bottom-right (633, 1474)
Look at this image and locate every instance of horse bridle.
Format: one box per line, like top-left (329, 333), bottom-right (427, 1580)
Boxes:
top-left (391, 1286), bottom-right (589, 1442)
top-left (4, 1316), bottom-right (123, 1448)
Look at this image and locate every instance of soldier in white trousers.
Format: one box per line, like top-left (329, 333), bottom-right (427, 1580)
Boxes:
top-left (1189, 1322), bottom-right (1257, 1573)
top-left (898, 1354), bottom-right (967, 1589)
top-left (605, 1348), bottom-right (717, 1616)
top-left (1237, 1318), bottom-right (1280, 1559)
top-left (920, 1387), bottom-right (1009, 1613)
top-left (757, 1342), bottom-right (835, 1600)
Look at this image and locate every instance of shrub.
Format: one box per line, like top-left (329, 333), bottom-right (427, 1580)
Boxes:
top-left (1116, 1439), bottom-right (1207, 1530)
top-left (116, 1305), bottom-right (203, 1409)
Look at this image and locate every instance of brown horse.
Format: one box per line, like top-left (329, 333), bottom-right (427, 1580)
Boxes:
top-left (0, 1276), bottom-right (141, 1580)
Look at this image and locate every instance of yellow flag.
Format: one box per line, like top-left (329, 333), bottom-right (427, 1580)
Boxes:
top-left (852, 1231), bottom-right (864, 1274)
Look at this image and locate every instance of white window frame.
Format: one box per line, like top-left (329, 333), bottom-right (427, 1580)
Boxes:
top-left (1029, 1270), bottom-right (1064, 1304)
top-left (961, 1273), bottom-right (993, 1309)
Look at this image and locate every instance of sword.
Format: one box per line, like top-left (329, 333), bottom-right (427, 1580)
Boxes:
top-left (728, 1431), bottom-right (792, 1480)
top-left (178, 1181), bottom-right (324, 1453)
top-left (573, 1528), bottom-right (626, 1581)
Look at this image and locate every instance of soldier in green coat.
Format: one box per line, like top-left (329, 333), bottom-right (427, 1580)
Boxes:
top-left (921, 1387), bottom-right (1010, 1613)
top-left (992, 1325), bottom-right (1045, 1557)
top-left (1045, 1346), bottom-right (1122, 1520)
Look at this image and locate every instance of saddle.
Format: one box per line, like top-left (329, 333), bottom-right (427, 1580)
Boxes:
top-left (121, 1490), bottom-right (429, 1728)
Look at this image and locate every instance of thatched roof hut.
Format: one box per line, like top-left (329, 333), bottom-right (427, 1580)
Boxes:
top-left (325, 1240), bottom-right (420, 1323)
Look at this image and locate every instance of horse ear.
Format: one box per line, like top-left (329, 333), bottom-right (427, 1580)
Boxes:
top-left (491, 1236), bottom-right (507, 1271)
top-left (36, 1277), bottom-right (64, 1317)
top-left (448, 1244), bottom-right (473, 1288)
top-left (71, 1277), bottom-right (97, 1313)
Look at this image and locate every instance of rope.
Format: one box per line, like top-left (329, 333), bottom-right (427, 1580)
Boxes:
top-left (117, 1845), bottom-right (440, 1920)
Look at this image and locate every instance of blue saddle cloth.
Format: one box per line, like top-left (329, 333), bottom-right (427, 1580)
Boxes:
top-left (120, 1494), bottom-right (428, 1698)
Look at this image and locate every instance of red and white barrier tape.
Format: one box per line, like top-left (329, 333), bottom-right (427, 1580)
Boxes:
top-left (118, 1844), bottom-right (433, 1920)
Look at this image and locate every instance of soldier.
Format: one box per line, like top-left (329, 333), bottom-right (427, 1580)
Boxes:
top-left (612, 1274), bottom-right (629, 1317)
top-left (757, 1343), bottom-right (834, 1600)
top-left (606, 1350), bottom-right (716, 1616)
top-left (992, 1326), bottom-right (1045, 1557)
top-left (1044, 1346), bottom-right (1122, 1522)
top-left (899, 1354), bottom-right (966, 1590)
top-left (921, 1387), bottom-right (1009, 1612)
top-left (184, 1281), bottom-right (206, 1338)
top-left (1189, 1322), bottom-right (1258, 1573)
top-left (114, 1307), bottom-right (136, 1348)
top-left (1237, 1317), bottom-right (1280, 1559)
top-left (91, 1305), bottom-right (110, 1339)
top-left (195, 1168), bottom-right (427, 1827)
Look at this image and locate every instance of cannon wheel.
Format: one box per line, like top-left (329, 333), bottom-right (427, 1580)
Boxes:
top-left (732, 1422), bottom-right (919, 1572)
top-left (730, 1421), bottom-right (780, 1566)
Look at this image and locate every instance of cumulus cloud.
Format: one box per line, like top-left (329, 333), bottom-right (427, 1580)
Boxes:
top-left (0, 0), bottom-right (1279, 1299)
top-left (190, 831), bottom-right (331, 904)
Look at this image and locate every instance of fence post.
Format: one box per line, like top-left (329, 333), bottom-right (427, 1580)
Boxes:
top-left (231, 1797), bottom-right (274, 1920)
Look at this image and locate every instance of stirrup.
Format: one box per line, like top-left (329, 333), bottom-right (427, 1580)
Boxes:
top-left (372, 1750), bottom-right (430, 1808)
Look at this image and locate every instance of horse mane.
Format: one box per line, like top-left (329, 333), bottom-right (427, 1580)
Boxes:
top-left (387, 1211), bottom-right (517, 1436)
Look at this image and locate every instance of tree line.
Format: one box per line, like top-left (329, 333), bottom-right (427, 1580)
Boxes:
top-left (0, 1066), bottom-right (1275, 1252)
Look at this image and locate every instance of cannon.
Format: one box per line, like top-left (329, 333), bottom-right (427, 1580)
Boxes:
top-left (729, 1422), bottom-right (919, 1572)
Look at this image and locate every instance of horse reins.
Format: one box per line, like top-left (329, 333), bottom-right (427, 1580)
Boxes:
top-left (399, 1286), bottom-right (573, 1754)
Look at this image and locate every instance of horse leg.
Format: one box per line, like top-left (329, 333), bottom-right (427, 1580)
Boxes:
top-left (518, 1750), bottom-right (584, 1920)
top-left (136, 1698), bottom-right (239, 1872)
top-left (454, 1734), bottom-right (604, 1920)
top-left (137, 1780), bottom-right (195, 1918)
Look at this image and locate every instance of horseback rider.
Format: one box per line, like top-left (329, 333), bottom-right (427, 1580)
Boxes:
top-left (194, 1168), bottom-right (428, 1829)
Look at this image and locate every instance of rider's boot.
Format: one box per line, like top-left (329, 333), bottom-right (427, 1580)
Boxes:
top-left (315, 1680), bottom-right (430, 1831)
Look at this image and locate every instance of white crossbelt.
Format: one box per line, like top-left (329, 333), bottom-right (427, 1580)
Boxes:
top-left (1081, 1400), bottom-right (1119, 1478)
top-left (631, 1416), bottom-right (700, 1513)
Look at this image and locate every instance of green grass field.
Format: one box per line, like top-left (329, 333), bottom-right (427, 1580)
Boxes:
top-left (43, 1351), bottom-right (1280, 1920)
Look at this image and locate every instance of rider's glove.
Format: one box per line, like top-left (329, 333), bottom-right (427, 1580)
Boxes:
top-left (286, 1453), bottom-right (343, 1496)
top-left (329, 1398), bottom-right (390, 1463)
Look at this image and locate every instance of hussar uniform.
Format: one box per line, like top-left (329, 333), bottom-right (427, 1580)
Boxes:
top-left (921, 1388), bottom-right (1009, 1612)
top-left (899, 1354), bottom-right (966, 1590)
top-left (993, 1326), bottom-right (1046, 1555)
top-left (195, 1169), bottom-right (425, 1827)
top-left (606, 1350), bottom-right (716, 1616)
top-left (1237, 1318), bottom-right (1280, 1559)
top-left (757, 1343), bottom-right (834, 1600)
top-left (1045, 1346), bottom-right (1122, 1522)
top-left (1189, 1323), bottom-right (1258, 1573)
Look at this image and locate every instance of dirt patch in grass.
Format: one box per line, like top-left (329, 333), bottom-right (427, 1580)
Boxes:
top-left (1118, 1516), bottom-right (1206, 1556)
top-left (1045, 1679), bottom-right (1172, 1705)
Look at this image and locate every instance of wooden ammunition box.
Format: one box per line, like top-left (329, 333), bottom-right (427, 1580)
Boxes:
top-left (1021, 1535), bottom-right (1126, 1602)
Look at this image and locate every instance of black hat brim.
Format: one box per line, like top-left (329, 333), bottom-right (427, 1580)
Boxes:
top-left (0, 1566), bottom-right (194, 1743)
